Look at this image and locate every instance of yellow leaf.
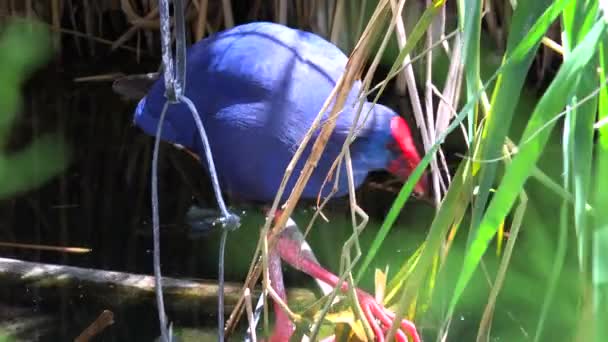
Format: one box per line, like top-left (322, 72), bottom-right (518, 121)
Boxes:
top-left (374, 267), bottom-right (388, 303)
top-left (325, 310), bottom-right (368, 341)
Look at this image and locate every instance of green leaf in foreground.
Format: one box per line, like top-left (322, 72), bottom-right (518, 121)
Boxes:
top-left (458, 0), bottom-right (482, 144)
top-left (0, 134), bottom-right (69, 199)
top-left (469, 0), bottom-right (558, 263)
top-left (357, 0), bottom-right (573, 292)
top-left (448, 19), bottom-right (607, 318)
top-left (0, 19), bottom-right (68, 199)
top-left (592, 36), bottom-right (608, 342)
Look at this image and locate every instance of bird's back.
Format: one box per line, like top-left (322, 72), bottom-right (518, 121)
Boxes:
top-left (137, 22), bottom-right (395, 202)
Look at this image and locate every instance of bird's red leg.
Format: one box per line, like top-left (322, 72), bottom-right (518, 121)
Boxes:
top-left (262, 208), bottom-right (297, 342)
top-left (263, 208), bottom-right (420, 342)
top-left (275, 219), bottom-right (421, 342)
top-left (266, 244), bottom-right (295, 341)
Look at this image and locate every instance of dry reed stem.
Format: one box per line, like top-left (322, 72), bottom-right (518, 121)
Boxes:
top-left (277, 0), bottom-right (287, 25)
top-left (424, 0), bottom-right (440, 205)
top-left (303, 0), bottom-right (408, 265)
top-left (435, 33), bottom-right (462, 133)
top-left (120, 0), bottom-right (195, 30)
top-left (225, 81), bottom-right (344, 336)
top-left (265, 1), bottom-right (379, 271)
top-left (194, 0), bottom-right (208, 41)
top-left (112, 6), bottom-right (158, 51)
top-left (541, 36), bottom-right (564, 56)
top-left (221, 0), bottom-right (233, 28)
top-left (51, 0), bottom-right (61, 52)
top-left (307, 1), bottom-right (413, 339)
top-left (244, 288), bottom-right (257, 342)
top-left (359, 0), bottom-right (394, 92)
top-left (388, 0), bottom-right (448, 208)
top-left (120, 0), bottom-right (143, 25)
top-left (227, 0), bottom-right (419, 337)
top-left (44, 24), bottom-right (141, 53)
top-left (311, 0), bottom-right (327, 37)
top-left (225, 5), bottom-right (381, 330)
top-left (434, 32), bottom-right (463, 187)
top-left (329, 0), bottom-right (343, 44)
top-left (266, 282), bottom-right (301, 323)
top-left (390, 1), bottom-right (407, 96)
top-left (227, 0), bottom-right (434, 336)
top-left (362, 29), bottom-right (458, 99)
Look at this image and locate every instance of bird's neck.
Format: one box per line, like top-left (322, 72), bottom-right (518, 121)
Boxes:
top-left (360, 130), bottom-right (394, 171)
top-left (353, 103), bottom-right (397, 172)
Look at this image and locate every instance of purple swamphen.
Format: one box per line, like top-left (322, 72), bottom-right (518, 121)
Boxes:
top-left (133, 21), bottom-right (426, 342)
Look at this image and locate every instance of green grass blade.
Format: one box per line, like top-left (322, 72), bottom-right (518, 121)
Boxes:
top-left (469, 0), bottom-right (559, 245)
top-left (370, 14), bottom-right (600, 335)
top-left (398, 160), bottom-right (473, 298)
top-left (383, 158), bottom-right (474, 341)
top-left (593, 37), bottom-right (608, 342)
top-left (506, 0), bottom-right (573, 62)
top-left (448, 19), bottom-right (607, 318)
top-left (357, 0), bottom-right (573, 285)
top-left (562, 0), bottom-right (599, 51)
top-left (355, 72), bottom-right (487, 283)
top-left (359, 0), bottom-right (587, 319)
top-left (565, 67), bottom-right (597, 274)
top-left (354, 148), bottom-right (429, 283)
top-left (458, 0), bottom-right (482, 144)
top-left (562, 0), bottom-right (599, 277)
top-left (477, 190), bottom-right (528, 342)
top-left (533, 106), bottom-right (572, 342)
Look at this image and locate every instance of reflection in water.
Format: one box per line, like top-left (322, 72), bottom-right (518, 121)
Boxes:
top-left (1, 67), bottom-right (432, 340)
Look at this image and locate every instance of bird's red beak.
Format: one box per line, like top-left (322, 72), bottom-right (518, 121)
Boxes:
top-left (388, 116), bottom-right (429, 197)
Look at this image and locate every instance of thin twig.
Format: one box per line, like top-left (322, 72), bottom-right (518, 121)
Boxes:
top-left (244, 288), bottom-right (257, 342)
top-left (0, 241), bottom-right (90, 254)
top-left (227, 1), bottom-right (393, 334)
top-left (74, 310), bottom-right (115, 342)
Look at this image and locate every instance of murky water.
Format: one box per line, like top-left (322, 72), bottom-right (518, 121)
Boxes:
top-left (0, 30), bottom-right (576, 342)
top-left (0, 58), bottom-right (440, 341)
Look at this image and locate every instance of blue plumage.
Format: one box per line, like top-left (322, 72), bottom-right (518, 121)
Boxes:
top-left (134, 22), bottom-right (404, 202)
top-left (132, 23), bottom-right (426, 342)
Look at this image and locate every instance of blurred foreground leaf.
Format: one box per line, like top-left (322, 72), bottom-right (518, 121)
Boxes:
top-left (0, 19), bottom-right (68, 199)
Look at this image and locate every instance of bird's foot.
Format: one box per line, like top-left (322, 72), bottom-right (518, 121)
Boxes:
top-left (261, 208), bottom-right (420, 341)
top-left (261, 292), bottom-right (419, 342)
top-left (275, 234), bottom-right (420, 341)
top-left (354, 290), bottom-right (420, 342)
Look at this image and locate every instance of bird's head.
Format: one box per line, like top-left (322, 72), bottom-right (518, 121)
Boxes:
top-left (133, 90), bottom-right (200, 155)
top-left (115, 72), bottom-right (190, 150)
top-left (386, 115), bottom-right (428, 197)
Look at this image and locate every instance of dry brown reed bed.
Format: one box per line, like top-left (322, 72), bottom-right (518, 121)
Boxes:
top-left (0, 1), bottom-right (382, 61)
